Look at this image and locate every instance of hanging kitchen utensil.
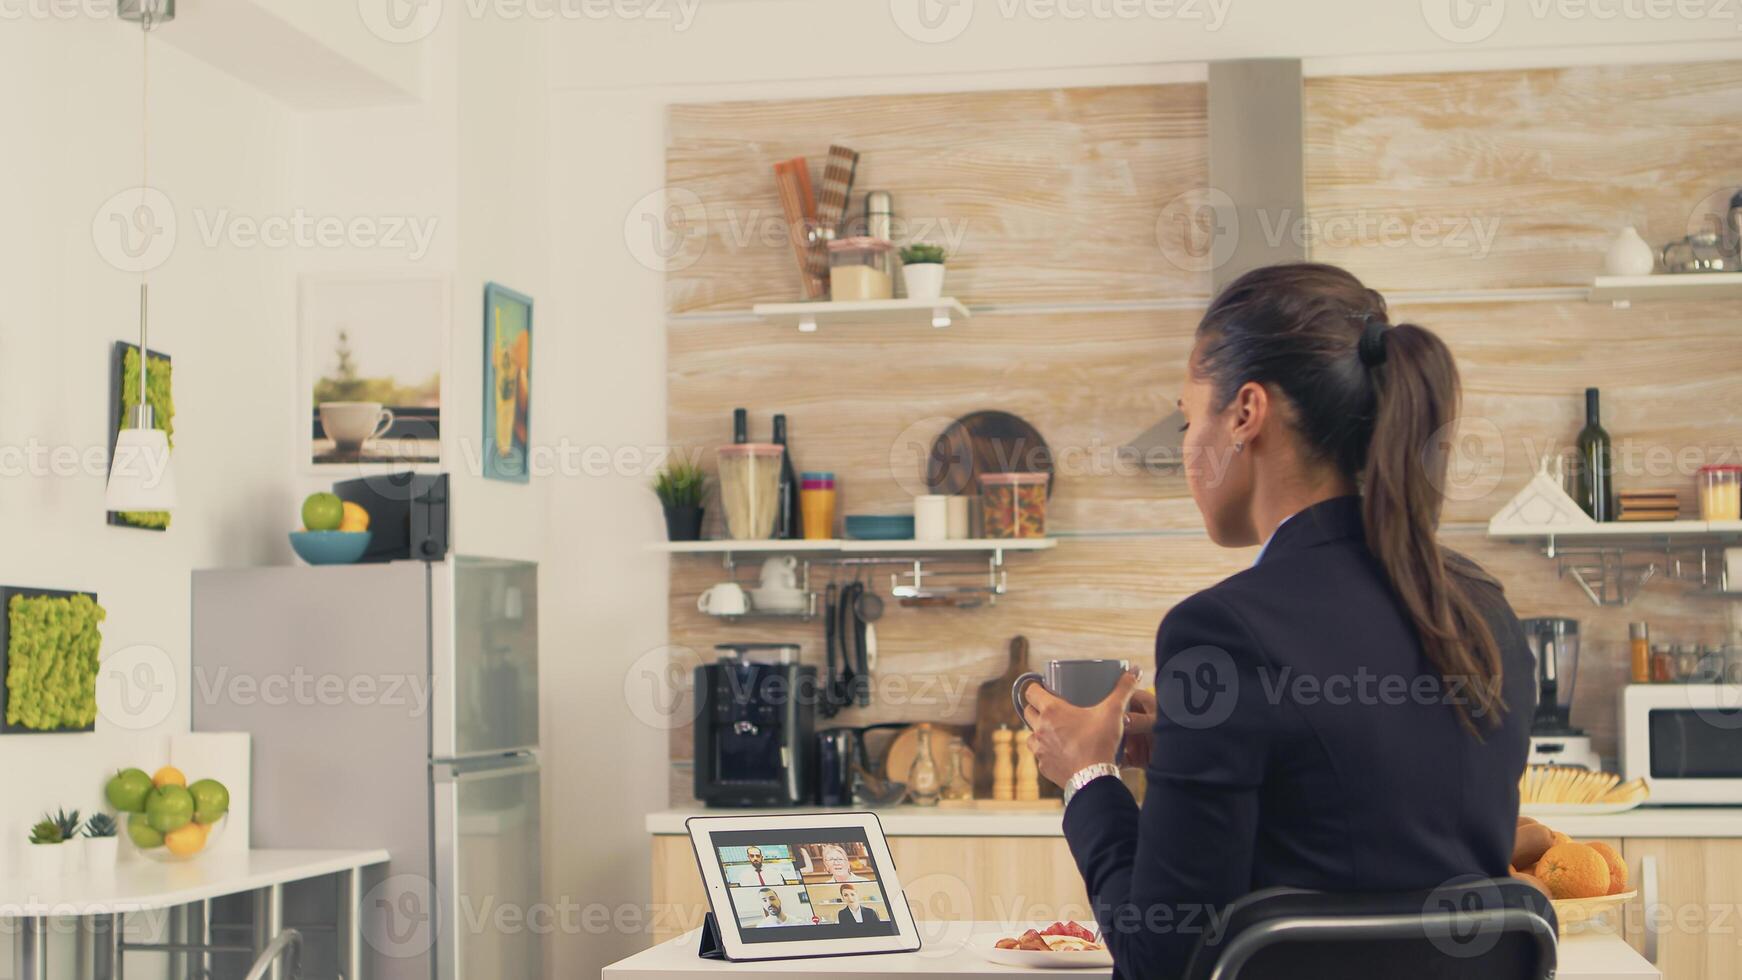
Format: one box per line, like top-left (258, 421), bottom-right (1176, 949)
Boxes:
top-left (926, 411), bottom-right (1056, 500)
top-left (856, 587), bottom-right (883, 672)
top-left (822, 582), bottom-right (845, 718)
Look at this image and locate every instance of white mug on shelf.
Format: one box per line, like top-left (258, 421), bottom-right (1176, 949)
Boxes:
top-left (946, 496), bottom-right (971, 539)
top-left (914, 495), bottom-right (949, 541)
top-left (697, 582), bottom-right (750, 616)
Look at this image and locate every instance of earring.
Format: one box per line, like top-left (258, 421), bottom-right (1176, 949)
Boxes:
top-left (1233, 441), bottom-right (1245, 453)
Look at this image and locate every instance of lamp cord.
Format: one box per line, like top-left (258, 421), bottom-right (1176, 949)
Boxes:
top-left (137, 2), bottom-right (153, 415)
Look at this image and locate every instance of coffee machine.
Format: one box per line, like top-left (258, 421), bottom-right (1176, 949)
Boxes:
top-left (1521, 617), bottom-right (1603, 770)
top-left (694, 644), bottom-right (816, 807)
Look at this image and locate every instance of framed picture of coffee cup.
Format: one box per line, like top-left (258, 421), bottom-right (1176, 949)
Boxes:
top-left (299, 274), bottom-right (446, 469)
top-left (482, 282), bottom-right (532, 484)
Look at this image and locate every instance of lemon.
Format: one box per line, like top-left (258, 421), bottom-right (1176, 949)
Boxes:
top-left (153, 766), bottom-right (187, 788)
top-left (338, 501), bottom-right (370, 533)
top-left (164, 821), bottom-right (208, 857)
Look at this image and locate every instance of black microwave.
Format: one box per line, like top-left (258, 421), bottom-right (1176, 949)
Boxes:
top-left (331, 472), bottom-right (449, 562)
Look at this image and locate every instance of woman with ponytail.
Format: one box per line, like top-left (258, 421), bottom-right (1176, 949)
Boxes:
top-left (1021, 263), bottom-right (1534, 979)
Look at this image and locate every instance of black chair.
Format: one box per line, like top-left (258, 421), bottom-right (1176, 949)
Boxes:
top-left (1178, 877), bottom-right (1557, 980)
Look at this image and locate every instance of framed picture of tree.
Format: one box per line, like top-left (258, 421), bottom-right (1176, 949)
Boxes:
top-left (298, 274), bottom-right (447, 469)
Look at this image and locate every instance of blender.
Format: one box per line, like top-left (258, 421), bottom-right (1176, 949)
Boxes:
top-left (1522, 617), bottom-right (1602, 770)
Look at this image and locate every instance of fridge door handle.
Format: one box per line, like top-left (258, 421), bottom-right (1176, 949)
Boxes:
top-left (432, 756), bottom-right (540, 783)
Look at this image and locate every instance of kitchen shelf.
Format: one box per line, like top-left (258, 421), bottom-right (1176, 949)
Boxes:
top-left (1588, 272), bottom-right (1742, 307)
top-left (658, 538), bottom-right (1055, 605)
top-left (752, 297), bottom-right (971, 332)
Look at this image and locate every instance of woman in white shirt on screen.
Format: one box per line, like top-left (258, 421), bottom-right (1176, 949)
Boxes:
top-left (817, 844), bottom-right (869, 882)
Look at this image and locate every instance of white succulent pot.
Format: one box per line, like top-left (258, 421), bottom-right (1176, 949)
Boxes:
top-left (24, 842), bottom-right (64, 880)
top-left (902, 262), bottom-right (946, 300)
top-left (61, 836), bottom-right (86, 874)
top-left (85, 836), bottom-right (120, 873)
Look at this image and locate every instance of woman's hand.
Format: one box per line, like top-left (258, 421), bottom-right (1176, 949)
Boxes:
top-left (1021, 671), bottom-right (1141, 787)
top-left (1122, 686), bottom-right (1157, 769)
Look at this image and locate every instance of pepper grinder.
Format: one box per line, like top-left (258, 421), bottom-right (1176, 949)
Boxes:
top-left (1014, 729), bottom-right (1040, 802)
top-left (992, 727), bottom-right (1014, 801)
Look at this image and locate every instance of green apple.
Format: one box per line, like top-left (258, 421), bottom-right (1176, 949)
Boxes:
top-left (127, 813), bottom-right (165, 849)
top-left (145, 784), bottom-right (194, 833)
top-left (189, 778), bottom-right (230, 824)
top-left (106, 768), bottom-right (154, 813)
top-left (301, 492), bottom-right (344, 532)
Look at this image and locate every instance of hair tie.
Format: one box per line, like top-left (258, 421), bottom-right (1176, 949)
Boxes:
top-left (1358, 320), bottom-right (1389, 368)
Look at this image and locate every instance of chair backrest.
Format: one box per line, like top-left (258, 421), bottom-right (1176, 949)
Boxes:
top-left (1180, 877), bottom-right (1558, 980)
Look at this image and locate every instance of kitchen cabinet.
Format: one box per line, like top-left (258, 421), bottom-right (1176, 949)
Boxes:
top-left (649, 835), bottom-right (1087, 945)
top-left (1620, 838), bottom-right (1742, 980)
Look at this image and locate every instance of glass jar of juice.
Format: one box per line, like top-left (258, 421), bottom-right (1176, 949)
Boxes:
top-left (1699, 465), bottom-right (1742, 521)
top-left (978, 472), bottom-right (1048, 538)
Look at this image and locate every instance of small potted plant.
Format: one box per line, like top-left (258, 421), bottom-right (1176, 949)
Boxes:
top-left (83, 813), bottom-right (120, 871)
top-left (26, 817), bottom-right (65, 879)
top-left (899, 243), bottom-right (948, 301)
top-left (52, 808), bottom-right (84, 873)
top-left (653, 461), bottom-right (709, 542)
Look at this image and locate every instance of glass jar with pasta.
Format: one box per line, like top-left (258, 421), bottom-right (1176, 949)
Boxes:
top-left (978, 472), bottom-right (1048, 539)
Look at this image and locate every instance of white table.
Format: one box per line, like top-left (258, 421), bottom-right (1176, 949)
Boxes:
top-left (2, 848), bottom-right (389, 980)
top-left (603, 924), bottom-right (1660, 979)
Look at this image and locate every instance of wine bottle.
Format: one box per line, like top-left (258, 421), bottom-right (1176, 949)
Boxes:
top-left (1575, 387), bottom-right (1616, 521)
top-left (772, 414), bottom-right (800, 539)
top-left (732, 408), bottom-right (747, 445)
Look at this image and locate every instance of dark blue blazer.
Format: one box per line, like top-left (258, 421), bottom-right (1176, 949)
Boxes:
top-left (1062, 496), bottom-right (1534, 979)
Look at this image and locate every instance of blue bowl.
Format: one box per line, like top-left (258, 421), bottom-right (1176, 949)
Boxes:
top-left (289, 530), bottom-right (372, 565)
top-left (844, 515), bottom-right (916, 540)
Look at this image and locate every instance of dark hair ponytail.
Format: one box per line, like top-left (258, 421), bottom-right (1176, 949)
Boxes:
top-left (1195, 262), bottom-right (1503, 733)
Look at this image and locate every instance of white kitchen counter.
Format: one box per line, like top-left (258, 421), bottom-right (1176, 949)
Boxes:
top-left (0, 847), bottom-right (390, 917)
top-left (650, 805), bottom-right (1742, 839)
top-left (604, 925), bottom-right (1655, 980)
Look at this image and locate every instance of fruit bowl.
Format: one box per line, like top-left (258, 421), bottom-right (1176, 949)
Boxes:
top-left (125, 812), bottom-right (226, 863)
top-left (289, 530), bottom-right (371, 565)
top-left (1553, 890), bottom-right (1636, 935)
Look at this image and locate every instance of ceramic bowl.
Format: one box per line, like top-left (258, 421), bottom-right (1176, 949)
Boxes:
top-left (289, 530), bottom-right (372, 565)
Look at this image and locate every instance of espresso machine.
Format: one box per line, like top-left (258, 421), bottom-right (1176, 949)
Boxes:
top-left (694, 644), bottom-right (816, 806)
top-left (1522, 617), bottom-right (1602, 770)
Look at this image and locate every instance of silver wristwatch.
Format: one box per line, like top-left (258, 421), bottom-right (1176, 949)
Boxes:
top-left (1062, 763), bottom-right (1123, 807)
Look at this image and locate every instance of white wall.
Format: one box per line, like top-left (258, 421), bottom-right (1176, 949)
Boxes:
top-left (0, 11), bottom-right (298, 976)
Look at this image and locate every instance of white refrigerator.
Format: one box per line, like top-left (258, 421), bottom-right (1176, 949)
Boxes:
top-left (192, 557), bottom-right (542, 980)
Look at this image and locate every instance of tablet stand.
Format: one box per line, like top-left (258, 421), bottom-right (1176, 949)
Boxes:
top-left (697, 912), bottom-right (726, 960)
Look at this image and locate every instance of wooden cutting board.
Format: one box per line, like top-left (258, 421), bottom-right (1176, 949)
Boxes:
top-left (972, 635), bottom-right (1032, 798)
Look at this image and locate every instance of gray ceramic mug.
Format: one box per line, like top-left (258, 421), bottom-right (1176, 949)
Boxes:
top-left (1012, 658), bottom-right (1132, 728)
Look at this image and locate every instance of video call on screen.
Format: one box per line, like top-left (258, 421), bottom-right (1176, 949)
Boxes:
top-left (711, 827), bottom-right (898, 943)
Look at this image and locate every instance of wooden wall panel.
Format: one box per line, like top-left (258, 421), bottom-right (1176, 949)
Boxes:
top-left (1305, 60), bottom-right (1742, 291)
top-left (663, 67), bottom-right (1742, 804)
top-left (666, 84), bottom-right (1209, 313)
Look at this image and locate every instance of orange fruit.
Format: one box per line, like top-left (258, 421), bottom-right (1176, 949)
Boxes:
top-left (339, 501), bottom-right (370, 532)
top-left (1510, 869), bottom-right (1551, 899)
top-left (164, 821), bottom-right (208, 857)
top-left (1534, 843), bottom-right (1611, 900)
top-left (1551, 831), bottom-right (1573, 847)
top-left (152, 766), bottom-right (186, 789)
top-left (1586, 842), bottom-right (1628, 895)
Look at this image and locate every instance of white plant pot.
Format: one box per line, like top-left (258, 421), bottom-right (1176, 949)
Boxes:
top-left (85, 836), bottom-right (119, 873)
top-left (902, 262), bottom-right (946, 300)
top-left (24, 843), bottom-right (64, 880)
top-left (61, 836), bottom-right (86, 874)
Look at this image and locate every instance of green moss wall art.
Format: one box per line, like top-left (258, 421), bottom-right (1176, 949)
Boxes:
top-left (108, 341), bottom-right (173, 530)
top-left (0, 589), bottom-right (105, 734)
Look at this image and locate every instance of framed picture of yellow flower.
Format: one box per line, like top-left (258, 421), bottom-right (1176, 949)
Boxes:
top-left (483, 283), bottom-right (532, 483)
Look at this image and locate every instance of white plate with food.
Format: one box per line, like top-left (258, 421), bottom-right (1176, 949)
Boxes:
top-left (972, 922), bottom-right (1113, 969)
